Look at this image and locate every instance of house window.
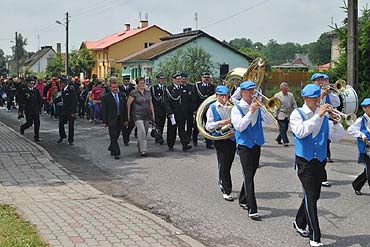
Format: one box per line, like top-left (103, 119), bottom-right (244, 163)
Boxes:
top-left (144, 42), bottom-right (155, 48)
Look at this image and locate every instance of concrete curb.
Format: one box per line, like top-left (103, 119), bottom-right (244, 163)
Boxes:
top-left (1, 121), bottom-right (206, 247)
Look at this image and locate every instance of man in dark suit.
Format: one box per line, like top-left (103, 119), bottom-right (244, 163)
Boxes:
top-left (180, 73), bottom-right (195, 144)
top-left (57, 77), bottom-right (78, 145)
top-left (18, 77), bottom-right (42, 142)
top-left (150, 74), bottom-right (167, 144)
top-left (119, 75), bottom-right (136, 145)
top-left (102, 77), bottom-right (128, 160)
top-left (193, 72), bottom-right (215, 148)
top-left (165, 73), bottom-right (192, 152)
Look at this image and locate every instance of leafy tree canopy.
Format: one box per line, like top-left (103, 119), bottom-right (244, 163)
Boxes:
top-left (155, 46), bottom-right (214, 84)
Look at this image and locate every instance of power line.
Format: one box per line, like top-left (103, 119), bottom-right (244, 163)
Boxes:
top-left (71, 0), bottom-right (122, 18)
top-left (201, 0), bottom-right (270, 29)
top-left (72, 0), bottom-right (130, 20)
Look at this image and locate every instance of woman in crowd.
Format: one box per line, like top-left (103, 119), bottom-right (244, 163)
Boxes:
top-left (127, 77), bottom-right (155, 156)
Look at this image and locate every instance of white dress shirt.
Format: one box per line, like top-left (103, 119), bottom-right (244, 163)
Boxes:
top-left (205, 101), bottom-right (231, 131)
top-left (290, 104), bottom-right (345, 142)
top-left (231, 99), bottom-right (274, 132)
top-left (320, 92), bottom-right (340, 108)
top-left (347, 113), bottom-right (370, 139)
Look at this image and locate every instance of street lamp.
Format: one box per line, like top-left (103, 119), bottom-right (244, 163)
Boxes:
top-left (56, 12), bottom-right (69, 76)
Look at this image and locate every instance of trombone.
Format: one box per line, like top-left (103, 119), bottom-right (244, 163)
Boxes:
top-left (328, 106), bottom-right (357, 125)
top-left (252, 92), bottom-right (279, 127)
top-left (253, 90), bottom-right (282, 112)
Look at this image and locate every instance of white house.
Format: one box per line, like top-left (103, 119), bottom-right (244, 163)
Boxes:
top-left (23, 46), bottom-right (56, 73)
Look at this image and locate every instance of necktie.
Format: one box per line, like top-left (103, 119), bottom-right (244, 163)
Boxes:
top-left (114, 93), bottom-right (120, 115)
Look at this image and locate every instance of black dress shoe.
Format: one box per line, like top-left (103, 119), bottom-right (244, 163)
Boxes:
top-left (168, 147), bottom-right (174, 151)
top-left (355, 190), bottom-right (363, 195)
top-left (275, 138), bottom-right (282, 144)
top-left (193, 141), bottom-right (198, 147)
top-left (124, 143), bottom-right (129, 146)
top-left (20, 127), bottom-right (24, 135)
top-left (114, 155), bottom-right (120, 160)
top-left (68, 142), bottom-right (74, 145)
top-left (34, 138), bottom-right (42, 142)
top-left (206, 145), bottom-right (214, 149)
top-left (159, 139), bottom-right (164, 145)
top-left (56, 138), bottom-right (64, 143)
top-left (239, 203), bottom-right (249, 211)
top-left (183, 145), bottom-right (192, 151)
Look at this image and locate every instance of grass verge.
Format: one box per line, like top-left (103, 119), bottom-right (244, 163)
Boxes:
top-left (0, 204), bottom-right (48, 247)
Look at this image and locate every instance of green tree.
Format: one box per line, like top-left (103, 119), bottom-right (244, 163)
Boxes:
top-left (155, 47), bottom-right (214, 84)
top-left (228, 38), bottom-right (254, 50)
top-left (306, 33), bottom-right (331, 65)
top-left (11, 33), bottom-right (28, 63)
top-left (69, 50), bottom-right (80, 76)
top-left (69, 48), bottom-right (95, 77)
top-left (78, 47), bottom-right (95, 77)
top-left (46, 54), bottom-right (64, 77)
top-left (261, 40), bottom-right (303, 65)
top-left (0, 49), bottom-right (7, 76)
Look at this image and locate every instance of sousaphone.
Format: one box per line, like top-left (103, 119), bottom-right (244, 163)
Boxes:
top-left (195, 58), bottom-right (267, 140)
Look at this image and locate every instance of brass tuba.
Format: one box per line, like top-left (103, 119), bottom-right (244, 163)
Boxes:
top-left (195, 57), bottom-right (269, 141)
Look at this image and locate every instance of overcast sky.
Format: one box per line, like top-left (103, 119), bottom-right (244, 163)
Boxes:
top-left (1, 0), bottom-right (370, 55)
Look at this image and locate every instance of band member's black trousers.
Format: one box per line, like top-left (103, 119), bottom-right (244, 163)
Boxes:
top-left (193, 119), bottom-right (213, 147)
top-left (185, 113), bottom-right (193, 142)
top-left (295, 156), bottom-right (323, 242)
top-left (214, 139), bottom-right (236, 195)
top-left (276, 118), bottom-right (289, 144)
top-left (21, 113), bottom-right (40, 139)
top-left (238, 145), bottom-right (260, 214)
top-left (167, 119), bottom-right (187, 148)
top-left (122, 120), bottom-right (135, 144)
top-left (108, 117), bottom-right (123, 156)
top-left (155, 113), bottom-right (166, 141)
top-left (320, 139), bottom-right (332, 183)
top-left (59, 113), bottom-right (75, 143)
top-left (352, 154), bottom-right (370, 191)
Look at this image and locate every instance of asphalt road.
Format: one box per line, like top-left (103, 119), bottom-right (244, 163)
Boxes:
top-left (1, 107), bottom-right (370, 247)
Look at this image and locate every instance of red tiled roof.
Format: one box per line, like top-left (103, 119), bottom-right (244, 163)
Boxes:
top-left (84, 25), bottom-right (165, 50)
top-left (317, 62), bottom-right (330, 71)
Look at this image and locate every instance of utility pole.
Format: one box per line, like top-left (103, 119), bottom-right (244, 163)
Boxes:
top-left (65, 12), bottom-right (69, 76)
top-left (15, 32), bottom-right (19, 77)
top-left (37, 34), bottom-right (40, 73)
top-left (347, 0), bottom-right (358, 91)
top-left (195, 12), bottom-right (198, 30)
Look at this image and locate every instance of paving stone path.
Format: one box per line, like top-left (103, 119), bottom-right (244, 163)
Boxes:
top-left (0, 121), bottom-right (204, 247)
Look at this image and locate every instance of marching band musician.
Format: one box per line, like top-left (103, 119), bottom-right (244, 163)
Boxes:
top-left (347, 98), bottom-right (370, 195)
top-left (231, 80), bottom-right (274, 220)
top-left (290, 84), bottom-right (344, 247)
top-left (205, 85), bottom-right (236, 202)
top-left (150, 74), bottom-right (167, 145)
top-left (311, 73), bottom-right (340, 187)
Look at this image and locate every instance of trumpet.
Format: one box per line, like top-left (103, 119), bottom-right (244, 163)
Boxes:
top-left (328, 106), bottom-right (357, 125)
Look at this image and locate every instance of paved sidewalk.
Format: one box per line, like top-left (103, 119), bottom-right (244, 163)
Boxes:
top-left (0, 121), bottom-right (204, 247)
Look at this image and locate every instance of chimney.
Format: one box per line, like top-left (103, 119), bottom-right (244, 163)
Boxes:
top-left (124, 23), bottom-right (130, 32)
top-left (139, 20), bottom-right (148, 28)
top-left (183, 27), bottom-right (192, 33)
top-left (56, 43), bottom-right (61, 54)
